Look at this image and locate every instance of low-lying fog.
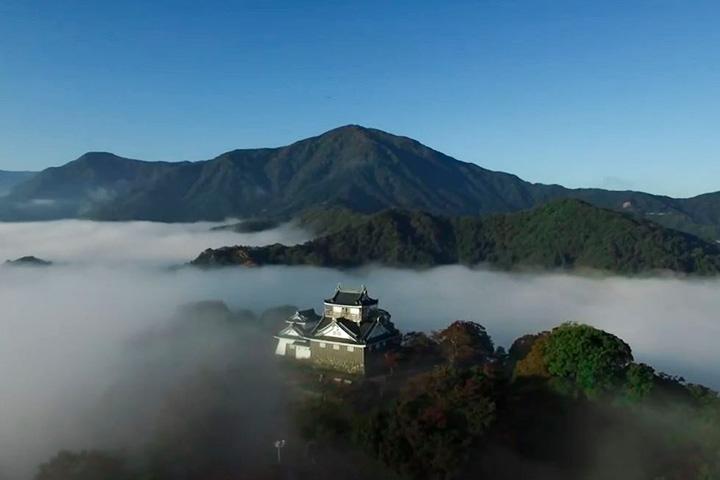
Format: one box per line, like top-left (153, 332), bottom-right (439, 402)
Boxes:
top-left (0, 220), bottom-right (718, 478)
top-left (0, 219), bottom-right (310, 266)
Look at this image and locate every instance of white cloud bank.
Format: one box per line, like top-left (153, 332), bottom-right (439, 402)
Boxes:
top-left (0, 219), bottom-right (309, 266)
top-left (0, 220), bottom-right (719, 478)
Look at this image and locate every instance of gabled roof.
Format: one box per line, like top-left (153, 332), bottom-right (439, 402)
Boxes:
top-left (360, 310), bottom-right (399, 344)
top-left (325, 285), bottom-right (378, 306)
top-left (337, 317), bottom-right (361, 339)
top-left (364, 322), bottom-right (394, 342)
top-left (309, 315), bottom-right (332, 335)
top-left (357, 308), bottom-right (391, 338)
top-left (311, 316), bottom-right (362, 343)
top-left (288, 308), bottom-right (320, 323)
top-left (277, 323), bottom-right (308, 339)
top-left (306, 309), bottom-right (399, 346)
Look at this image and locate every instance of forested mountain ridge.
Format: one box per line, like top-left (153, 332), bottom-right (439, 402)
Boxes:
top-left (0, 125), bottom-right (552, 221)
top-left (0, 153), bottom-right (186, 220)
top-left (1, 125), bottom-right (718, 241)
top-left (191, 199), bottom-right (720, 274)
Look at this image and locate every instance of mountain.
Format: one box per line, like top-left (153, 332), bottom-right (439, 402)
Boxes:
top-left (4, 256), bottom-right (52, 267)
top-left (1, 125), bottom-right (719, 241)
top-left (3, 125), bottom-right (552, 221)
top-left (190, 199), bottom-right (720, 274)
top-left (0, 170), bottom-right (35, 197)
top-left (0, 153), bottom-right (183, 220)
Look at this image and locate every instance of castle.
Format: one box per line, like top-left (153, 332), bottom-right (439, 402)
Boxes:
top-left (274, 285), bottom-right (400, 375)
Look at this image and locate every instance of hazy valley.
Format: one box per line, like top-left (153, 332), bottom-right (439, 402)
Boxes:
top-left (1, 127), bottom-right (720, 479)
top-left (1, 219), bottom-right (720, 478)
top-left (6, 0), bottom-right (720, 476)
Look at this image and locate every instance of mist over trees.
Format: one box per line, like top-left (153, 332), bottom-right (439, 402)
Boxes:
top-left (0, 222), bottom-right (718, 479)
top-left (28, 313), bottom-right (720, 480)
top-left (308, 322), bottom-right (720, 480)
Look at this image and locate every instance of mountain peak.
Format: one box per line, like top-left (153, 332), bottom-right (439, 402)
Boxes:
top-left (307, 125), bottom-right (430, 160)
top-left (316, 124), bottom-right (411, 143)
top-left (76, 151), bottom-right (124, 160)
top-left (70, 152), bottom-right (135, 166)
top-left (315, 124), bottom-right (379, 143)
top-left (323, 124), bottom-right (373, 134)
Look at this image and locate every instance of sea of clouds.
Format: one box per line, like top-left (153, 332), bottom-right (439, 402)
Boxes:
top-left (0, 220), bottom-right (719, 478)
top-left (0, 219), bottom-right (310, 266)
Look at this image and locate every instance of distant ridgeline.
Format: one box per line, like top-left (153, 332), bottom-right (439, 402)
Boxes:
top-left (4, 256), bottom-right (52, 267)
top-left (0, 125), bottom-right (719, 244)
top-left (191, 199), bottom-right (720, 274)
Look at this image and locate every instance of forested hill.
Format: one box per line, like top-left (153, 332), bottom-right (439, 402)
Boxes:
top-left (191, 199), bottom-right (720, 274)
top-left (0, 125), bottom-right (719, 242)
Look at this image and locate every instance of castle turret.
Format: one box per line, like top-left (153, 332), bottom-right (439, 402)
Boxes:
top-left (323, 284), bottom-right (378, 323)
top-left (274, 285), bottom-right (400, 375)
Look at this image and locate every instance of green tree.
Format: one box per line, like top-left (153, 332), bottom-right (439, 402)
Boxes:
top-left (513, 334), bottom-right (551, 379)
top-left (403, 331), bottom-right (439, 355)
top-left (433, 321), bottom-right (494, 367)
top-left (543, 323), bottom-right (633, 397)
top-left (622, 362), bottom-right (656, 403)
top-left (356, 367), bottom-right (495, 479)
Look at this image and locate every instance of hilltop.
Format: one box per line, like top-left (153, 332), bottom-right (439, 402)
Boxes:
top-left (191, 199), bottom-right (720, 274)
top-left (32, 314), bottom-right (720, 480)
top-left (4, 255), bottom-right (53, 267)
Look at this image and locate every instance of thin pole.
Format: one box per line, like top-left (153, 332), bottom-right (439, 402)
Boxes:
top-left (274, 439), bottom-right (286, 465)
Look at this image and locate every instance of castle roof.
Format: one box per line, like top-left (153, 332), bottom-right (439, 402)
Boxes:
top-left (308, 309), bottom-right (398, 345)
top-left (287, 308), bottom-right (320, 323)
top-left (324, 285), bottom-right (378, 306)
top-left (311, 317), bottom-right (363, 345)
top-left (276, 323), bottom-right (310, 339)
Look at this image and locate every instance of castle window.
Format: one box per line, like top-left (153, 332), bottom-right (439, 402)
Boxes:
top-left (347, 346), bottom-right (354, 352)
top-left (333, 344), bottom-right (340, 350)
top-left (319, 342), bottom-right (326, 348)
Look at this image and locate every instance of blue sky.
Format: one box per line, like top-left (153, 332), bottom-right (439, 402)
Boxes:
top-left (0, 0), bottom-right (718, 197)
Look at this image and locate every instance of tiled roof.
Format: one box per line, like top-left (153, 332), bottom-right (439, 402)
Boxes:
top-left (276, 289), bottom-right (399, 348)
top-left (336, 317), bottom-right (361, 339)
top-left (304, 310), bottom-right (399, 346)
top-left (276, 323), bottom-right (309, 339)
top-left (324, 286), bottom-right (378, 306)
top-left (361, 312), bottom-right (400, 344)
top-left (289, 308), bottom-right (320, 323)
top-left (309, 316), bottom-right (333, 335)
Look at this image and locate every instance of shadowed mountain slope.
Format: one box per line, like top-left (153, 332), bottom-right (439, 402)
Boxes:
top-left (191, 199), bottom-right (720, 274)
top-left (0, 170), bottom-right (36, 197)
top-left (1, 125), bottom-right (718, 241)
